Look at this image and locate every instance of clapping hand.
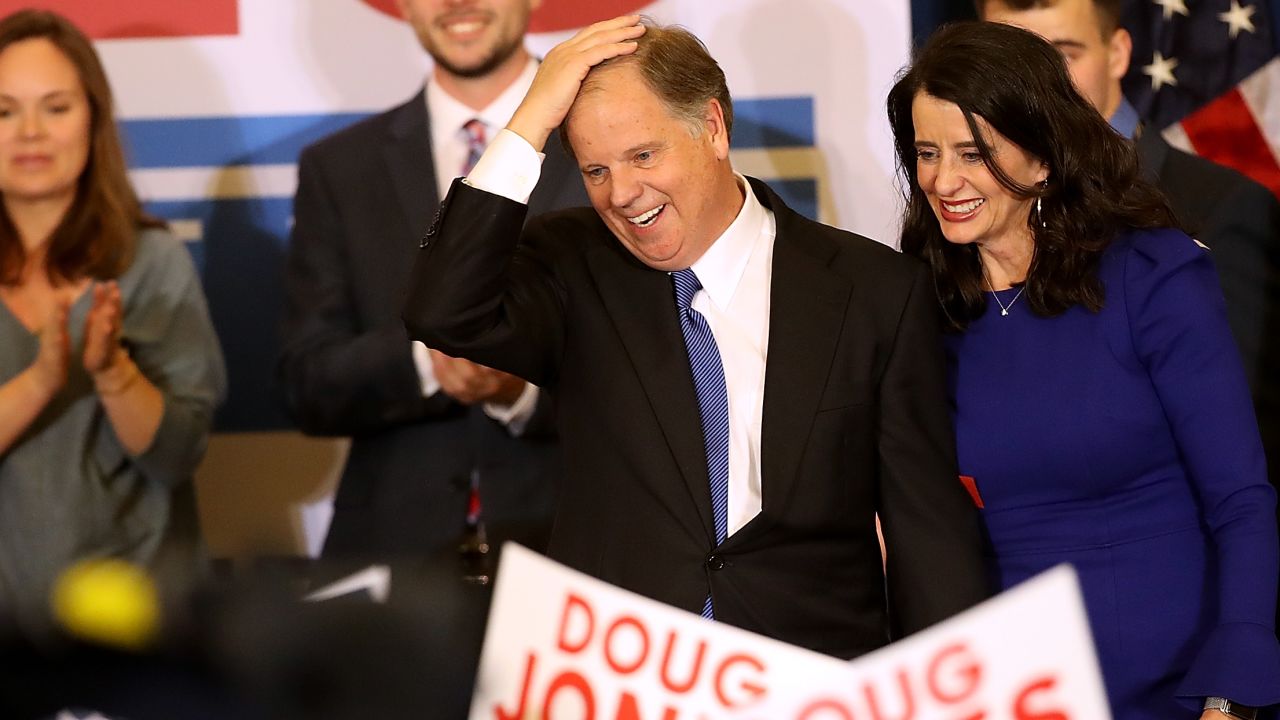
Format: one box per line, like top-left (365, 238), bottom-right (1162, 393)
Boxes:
top-left (29, 296), bottom-right (70, 398)
top-left (430, 349), bottom-right (526, 408)
top-left (83, 280), bottom-right (124, 374)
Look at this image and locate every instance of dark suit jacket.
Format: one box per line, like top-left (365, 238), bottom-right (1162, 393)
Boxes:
top-left (403, 176), bottom-right (988, 658)
top-left (1135, 130), bottom-right (1280, 605)
top-left (278, 89), bottom-right (588, 558)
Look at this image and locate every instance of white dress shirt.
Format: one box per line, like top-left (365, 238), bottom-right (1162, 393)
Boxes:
top-left (426, 59), bottom-right (538, 204)
top-left (686, 180), bottom-right (775, 536)
top-left (412, 60), bottom-right (541, 432)
top-left (469, 131), bottom-right (776, 536)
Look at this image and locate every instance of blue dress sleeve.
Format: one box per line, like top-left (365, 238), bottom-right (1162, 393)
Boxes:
top-left (1121, 229), bottom-right (1280, 705)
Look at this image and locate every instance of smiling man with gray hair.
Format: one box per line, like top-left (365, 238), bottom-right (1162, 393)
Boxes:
top-left (403, 16), bottom-right (988, 656)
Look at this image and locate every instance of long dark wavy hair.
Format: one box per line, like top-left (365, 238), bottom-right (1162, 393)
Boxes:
top-left (887, 21), bottom-right (1177, 331)
top-left (0, 9), bottom-right (163, 286)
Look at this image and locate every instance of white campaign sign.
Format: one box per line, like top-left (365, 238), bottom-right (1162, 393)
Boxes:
top-left (470, 545), bottom-right (1112, 720)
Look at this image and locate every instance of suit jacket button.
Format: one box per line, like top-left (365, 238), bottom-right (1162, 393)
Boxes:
top-left (706, 555), bottom-right (725, 571)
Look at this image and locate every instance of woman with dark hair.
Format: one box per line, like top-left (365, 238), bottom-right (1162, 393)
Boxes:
top-left (0, 10), bottom-right (224, 633)
top-left (888, 21), bottom-right (1279, 719)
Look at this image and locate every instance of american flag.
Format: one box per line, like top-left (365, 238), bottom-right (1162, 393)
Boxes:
top-left (1123, 0), bottom-right (1280, 196)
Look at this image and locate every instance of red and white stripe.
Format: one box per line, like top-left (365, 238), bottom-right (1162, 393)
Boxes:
top-left (1168, 57), bottom-right (1280, 198)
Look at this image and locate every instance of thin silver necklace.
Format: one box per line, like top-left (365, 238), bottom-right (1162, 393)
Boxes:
top-left (986, 275), bottom-right (1025, 317)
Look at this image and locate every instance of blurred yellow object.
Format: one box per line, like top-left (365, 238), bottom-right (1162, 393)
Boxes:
top-left (51, 558), bottom-right (159, 650)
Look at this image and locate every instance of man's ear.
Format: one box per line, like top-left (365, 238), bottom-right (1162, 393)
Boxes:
top-left (1107, 27), bottom-right (1133, 81)
top-left (704, 98), bottom-right (731, 161)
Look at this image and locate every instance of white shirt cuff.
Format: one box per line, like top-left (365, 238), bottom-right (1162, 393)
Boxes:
top-left (465, 128), bottom-right (546, 205)
top-left (411, 340), bottom-right (440, 397)
top-left (483, 381), bottom-right (539, 437)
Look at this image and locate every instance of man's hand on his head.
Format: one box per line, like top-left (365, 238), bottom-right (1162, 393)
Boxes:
top-left (507, 15), bottom-right (646, 152)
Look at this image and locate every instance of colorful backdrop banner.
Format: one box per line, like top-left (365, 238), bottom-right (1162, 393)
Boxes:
top-left (14, 0), bottom-right (914, 432)
top-left (0, 0), bottom-right (917, 555)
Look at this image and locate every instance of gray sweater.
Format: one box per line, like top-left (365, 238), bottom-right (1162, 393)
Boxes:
top-left (0, 228), bottom-right (226, 633)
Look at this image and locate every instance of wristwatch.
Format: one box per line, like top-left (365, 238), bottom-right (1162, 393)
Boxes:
top-left (1204, 697), bottom-right (1258, 720)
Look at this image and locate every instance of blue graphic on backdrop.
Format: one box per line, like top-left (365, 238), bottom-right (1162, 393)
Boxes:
top-left (121, 97), bottom-right (818, 431)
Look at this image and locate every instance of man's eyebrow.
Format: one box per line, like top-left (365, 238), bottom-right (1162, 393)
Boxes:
top-left (1051, 39), bottom-right (1088, 53)
top-left (622, 141), bottom-right (665, 156)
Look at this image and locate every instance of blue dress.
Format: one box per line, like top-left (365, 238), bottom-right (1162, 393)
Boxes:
top-left (946, 229), bottom-right (1280, 718)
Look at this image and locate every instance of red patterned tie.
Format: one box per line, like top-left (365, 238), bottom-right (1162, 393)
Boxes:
top-left (461, 118), bottom-right (486, 176)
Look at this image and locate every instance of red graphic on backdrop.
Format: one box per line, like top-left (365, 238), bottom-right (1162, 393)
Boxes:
top-left (0, 0), bottom-right (238, 39)
top-left (360, 0), bottom-right (653, 34)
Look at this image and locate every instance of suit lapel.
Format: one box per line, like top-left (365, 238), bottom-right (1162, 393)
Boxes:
top-left (583, 180), bottom-right (853, 544)
top-left (1134, 125), bottom-right (1168, 186)
top-left (752, 180), bottom-right (852, 520)
top-left (383, 89), bottom-right (440, 241)
top-left (586, 240), bottom-right (718, 543)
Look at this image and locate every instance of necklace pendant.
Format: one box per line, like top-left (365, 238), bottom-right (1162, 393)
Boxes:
top-left (1001, 309), bottom-right (1009, 316)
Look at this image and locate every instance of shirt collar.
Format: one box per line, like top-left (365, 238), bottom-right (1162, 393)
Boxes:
top-left (425, 57), bottom-right (538, 135)
top-left (1109, 97), bottom-right (1140, 140)
top-left (689, 174), bottom-right (768, 310)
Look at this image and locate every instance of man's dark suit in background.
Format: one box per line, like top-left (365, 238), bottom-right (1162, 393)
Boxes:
top-left (280, 0), bottom-right (588, 558)
top-left (278, 96), bottom-right (584, 557)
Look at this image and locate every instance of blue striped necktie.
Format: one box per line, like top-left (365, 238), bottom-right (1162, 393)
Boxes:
top-left (672, 268), bottom-right (730, 620)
